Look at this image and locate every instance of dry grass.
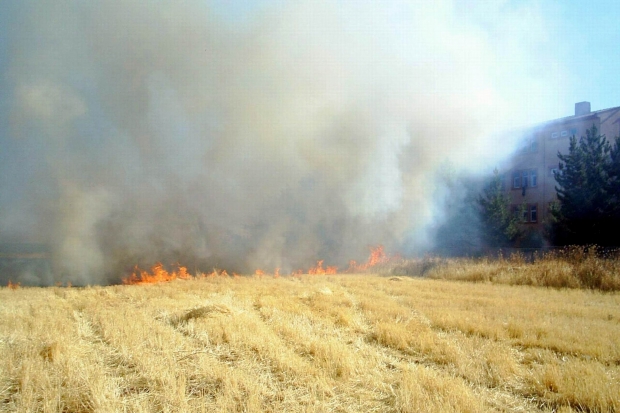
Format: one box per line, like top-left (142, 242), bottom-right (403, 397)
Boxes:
top-left (392, 247), bottom-right (620, 291)
top-left (1, 273), bottom-right (619, 412)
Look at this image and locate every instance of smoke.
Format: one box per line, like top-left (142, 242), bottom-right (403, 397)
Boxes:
top-left (0, 0), bottom-right (565, 284)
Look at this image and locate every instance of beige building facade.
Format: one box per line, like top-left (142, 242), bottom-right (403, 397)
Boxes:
top-left (504, 102), bottom-right (620, 236)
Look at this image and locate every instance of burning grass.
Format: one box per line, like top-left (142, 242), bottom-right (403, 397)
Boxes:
top-left (1, 272), bottom-right (619, 412)
top-left (122, 245), bottom-right (393, 285)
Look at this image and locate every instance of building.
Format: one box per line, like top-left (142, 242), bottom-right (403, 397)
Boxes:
top-left (504, 102), bottom-right (620, 237)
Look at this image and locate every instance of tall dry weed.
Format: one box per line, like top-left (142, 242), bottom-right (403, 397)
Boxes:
top-left (392, 246), bottom-right (620, 291)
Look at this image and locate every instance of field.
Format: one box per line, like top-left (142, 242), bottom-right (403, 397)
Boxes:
top-left (1, 270), bottom-right (619, 412)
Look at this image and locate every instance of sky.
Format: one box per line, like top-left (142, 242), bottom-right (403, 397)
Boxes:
top-left (553, 0), bottom-right (620, 114)
top-left (1, 0), bottom-right (620, 285)
top-left (206, 0), bottom-right (620, 120)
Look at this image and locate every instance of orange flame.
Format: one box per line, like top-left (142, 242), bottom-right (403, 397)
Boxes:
top-left (123, 245), bottom-right (395, 285)
top-left (307, 260), bottom-right (339, 275)
top-left (346, 245), bottom-right (391, 272)
top-left (7, 280), bottom-right (20, 290)
top-left (123, 263), bottom-right (191, 285)
top-left (307, 260), bottom-right (322, 275)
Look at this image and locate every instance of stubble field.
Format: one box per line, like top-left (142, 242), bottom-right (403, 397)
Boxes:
top-left (1, 273), bottom-right (619, 412)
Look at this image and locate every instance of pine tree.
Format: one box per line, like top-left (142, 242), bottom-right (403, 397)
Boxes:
top-left (432, 171), bottom-right (482, 256)
top-left (478, 169), bottom-right (522, 247)
top-left (606, 135), bottom-right (620, 237)
top-left (550, 125), bottom-right (620, 245)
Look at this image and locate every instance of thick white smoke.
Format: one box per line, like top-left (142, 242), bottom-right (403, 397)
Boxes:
top-left (0, 0), bottom-right (565, 284)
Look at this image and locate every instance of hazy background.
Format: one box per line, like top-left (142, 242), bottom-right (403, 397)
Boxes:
top-left (1, 0), bottom-right (617, 285)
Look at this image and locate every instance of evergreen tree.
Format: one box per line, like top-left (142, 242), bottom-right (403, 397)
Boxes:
top-left (609, 135), bottom-right (620, 222)
top-left (478, 169), bottom-right (522, 247)
top-left (432, 172), bottom-right (482, 256)
top-left (550, 125), bottom-right (620, 245)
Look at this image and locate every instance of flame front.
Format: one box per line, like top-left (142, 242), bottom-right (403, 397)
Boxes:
top-left (122, 263), bottom-right (190, 285)
top-left (346, 245), bottom-right (390, 272)
top-left (123, 245), bottom-right (395, 285)
top-left (307, 260), bottom-right (338, 275)
top-left (7, 280), bottom-right (20, 289)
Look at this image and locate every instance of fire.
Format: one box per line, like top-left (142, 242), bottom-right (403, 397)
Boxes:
top-left (367, 245), bottom-right (387, 267)
top-left (123, 263), bottom-right (190, 285)
top-left (7, 280), bottom-right (20, 289)
top-left (346, 245), bottom-right (390, 272)
top-left (123, 245), bottom-right (396, 285)
top-left (307, 260), bottom-right (338, 275)
top-left (307, 260), bottom-right (323, 275)
top-left (177, 265), bottom-right (191, 279)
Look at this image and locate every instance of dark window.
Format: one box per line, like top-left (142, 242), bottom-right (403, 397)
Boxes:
top-left (512, 204), bottom-right (538, 223)
top-left (512, 169), bottom-right (537, 189)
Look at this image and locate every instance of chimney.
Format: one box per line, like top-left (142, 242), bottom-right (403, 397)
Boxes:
top-left (575, 101), bottom-right (591, 116)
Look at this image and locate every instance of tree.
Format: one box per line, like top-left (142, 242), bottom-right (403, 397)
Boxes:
top-left (477, 169), bottom-right (522, 247)
top-left (432, 172), bottom-right (483, 256)
top-left (608, 134), bottom-right (620, 221)
top-left (550, 125), bottom-right (620, 245)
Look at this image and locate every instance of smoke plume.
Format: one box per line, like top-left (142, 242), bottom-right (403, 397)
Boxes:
top-left (0, 0), bottom-right (564, 284)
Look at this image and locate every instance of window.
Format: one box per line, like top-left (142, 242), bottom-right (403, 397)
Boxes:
top-left (512, 204), bottom-right (538, 223)
top-left (551, 130), bottom-right (571, 138)
top-left (511, 205), bottom-right (521, 219)
top-left (513, 171), bottom-right (522, 188)
top-left (512, 169), bottom-right (537, 189)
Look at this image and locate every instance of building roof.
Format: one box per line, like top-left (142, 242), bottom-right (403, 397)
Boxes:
top-left (533, 105), bottom-right (620, 129)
